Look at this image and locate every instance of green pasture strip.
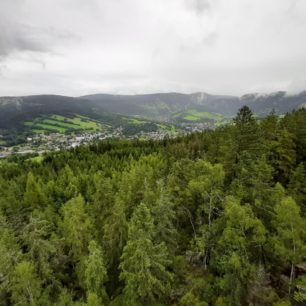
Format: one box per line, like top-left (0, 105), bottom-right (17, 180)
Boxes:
top-left (41, 119), bottom-right (81, 130)
top-left (33, 123), bottom-right (67, 133)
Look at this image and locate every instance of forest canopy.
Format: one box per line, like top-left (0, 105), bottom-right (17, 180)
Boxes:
top-left (1, 107), bottom-right (306, 305)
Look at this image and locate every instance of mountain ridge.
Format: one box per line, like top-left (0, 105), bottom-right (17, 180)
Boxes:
top-left (1, 90), bottom-right (306, 130)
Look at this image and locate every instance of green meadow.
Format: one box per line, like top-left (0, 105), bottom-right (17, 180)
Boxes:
top-left (24, 115), bottom-right (103, 134)
top-left (174, 109), bottom-right (224, 122)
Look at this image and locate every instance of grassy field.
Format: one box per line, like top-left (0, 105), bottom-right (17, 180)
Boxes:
top-left (128, 118), bottom-right (176, 132)
top-left (174, 109), bottom-right (224, 122)
top-left (156, 123), bottom-right (177, 134)
top-left (24, 115), bottom-right (103, 134)
top-left (29, 155), bottom-right (44, 163)
top-left (128, 118), bottom-right (148, 125)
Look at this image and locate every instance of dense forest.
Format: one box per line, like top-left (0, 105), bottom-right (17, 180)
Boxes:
top-left (1, 106), bottom-right (306, 305)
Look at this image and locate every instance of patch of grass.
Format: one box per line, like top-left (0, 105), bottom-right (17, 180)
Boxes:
top-left (128, 118), bottom-right (147, 125)
top-left (156, 123), bottom-right (177, 134)
top-left (29, 155), bottom-right (44, 163)
top-left (174, 109), bottom-right (224, 122)
top-left (24, 114), bottom-right (103, 134)
top-left (36, 123), bottom-right (67, 133)
top-left (50, 115), bottom-right (101, 130)
top-left (32, 129), bottom-right (47, 134)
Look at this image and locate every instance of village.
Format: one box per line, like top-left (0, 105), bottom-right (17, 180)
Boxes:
top-left (0, 127), bottom-right (182, 159)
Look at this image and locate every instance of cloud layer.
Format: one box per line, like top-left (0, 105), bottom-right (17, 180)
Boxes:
top-left (0, 0), bottom-right (305, 96)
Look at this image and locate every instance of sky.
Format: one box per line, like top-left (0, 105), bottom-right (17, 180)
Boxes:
top-left (0, 0), bottom-right (305, 97)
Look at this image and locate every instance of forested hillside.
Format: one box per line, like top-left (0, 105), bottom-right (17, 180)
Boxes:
top-left (83, 91), bottom-right (306, 119)
top-left (1, 107), bottom-right (306, 305)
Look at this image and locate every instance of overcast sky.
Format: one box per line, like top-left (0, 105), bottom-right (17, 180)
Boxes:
top-left (0, 0), bottom-right (305, 96)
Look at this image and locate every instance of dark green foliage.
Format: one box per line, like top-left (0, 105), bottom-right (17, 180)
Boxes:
top-left (0, 107), bottom-right (306, 305)
top-left (119, 203), bottom-right (173, 305)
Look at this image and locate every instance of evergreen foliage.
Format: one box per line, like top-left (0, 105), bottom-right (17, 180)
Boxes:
top-left (0, 107), bottom-right (306, 305)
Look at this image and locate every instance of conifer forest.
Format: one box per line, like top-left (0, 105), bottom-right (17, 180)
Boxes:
top-left (1, 106), bottom-right (306, 306)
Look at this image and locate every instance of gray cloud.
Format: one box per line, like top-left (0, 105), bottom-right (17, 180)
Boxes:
top-left (0, 0), bottom-right (305, 96)
top-left (0, 0), bottom-right (77, 58)
top-left (185, 0), bottom-right (211, 14)
top-left (0, 24), bottom-right (48, 56)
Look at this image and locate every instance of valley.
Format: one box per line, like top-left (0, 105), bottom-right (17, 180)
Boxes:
top-left (1, 90), bottom-right (305, 158)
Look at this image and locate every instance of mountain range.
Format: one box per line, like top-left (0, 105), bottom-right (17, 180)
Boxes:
top-left (1, 90), bottom-right (306, 129)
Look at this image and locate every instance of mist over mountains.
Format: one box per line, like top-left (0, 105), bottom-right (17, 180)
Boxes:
top-left (0, 90), bottom-right (306, 129)
top-left (82, 91), bottom-right (306, 119)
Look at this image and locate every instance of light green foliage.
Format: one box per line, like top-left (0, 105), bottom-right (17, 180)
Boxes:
top-left (188, 160), bottom-right (224, 227)
top-left (10, 261), bottom-right (42, 306)
top-left (85, 240), bottom-right (108, 302)
top-left (24, 172), bottom-right (48, 208)
top-left (85, 292), bottom-right (102, 306)
top-left (294, 275), bottom-right (306, 302)
top-left (24, 114), bottom-right (102, 134)
top-left (54, 165), bottom-right (79, 203)
top-left (59, 195), bottom-right (94, 260)
top-left (215, 197), bottom-right (266, 305)
top-left (1, 107), bottom-right (306, 304)
top-left (22, 216), bottom-right (55, 282)
top-left (174, 109), bottom-right (223, 122)
top-left (271, 196), bottom-right (306, 294)
top-left (0, 214), bottom-right (21, 301)
top-left (188, 161), bottom-right (224, 267)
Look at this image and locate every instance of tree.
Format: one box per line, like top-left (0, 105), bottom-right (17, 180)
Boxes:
top-left (24, 172), bottom-right (48, 209)
top-left (0, 214), bottom-right (21, 303)
top-left (246, 265), bottom-right (278, 305)
top-left (84, 240), bottom-right (108, 303)
top-left (22, 216), bottom-right (56, 285)
top-left (148, 180), bottom-right (177, 252)
top-left (102, 199), bottom-right (128, 293)
top-left (90, 175), bottom-right (114, 239)
top-left (288, 163), bottom-right (306, 215)
top-left (10, 261), bottom-right (42, 306)
top-left (229, 154), bottom-right (275, 224)
top-left (271, 197), bottom-right (306, 295)
top-left (269, 129), bottom-right (296, 184)
top-left (188, 161), bottom-right (224, 268)
top-left (59, 195), bottom-right (94, 260)
top-left (214, 197), bottom-right (266, 305)
top-left (233, 106), bottom-right (261, 159)
top-left (119, 203), bottom-right (173, 305)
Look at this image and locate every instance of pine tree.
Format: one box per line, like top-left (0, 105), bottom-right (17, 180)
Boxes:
top-left (59, 195), bottom-right (94, 260)
top-left (288, 163), bottom-right (306, 215)
top-left (119, 203), bottom-right (173, 305)
top-left (148, 180), bottom-right (177, 252)
top-left (214, 197), bottom-right (266, 305)
top-left (188, 161), bottom-right (224, 267)
top-left (233, 106), bottom-right (261, 159)
top-left (84, 240), bottom-right (108, 303)
top-left (24, 172), bottom-right (48, 209)
top-left (0, 214), bottom-right (21, 303)
top-left (10, 261), bottom-right (42, 306)
top-left (22, 216), bottom-right (56, 284)
top-left (271, 197), bottom-right (306, 296)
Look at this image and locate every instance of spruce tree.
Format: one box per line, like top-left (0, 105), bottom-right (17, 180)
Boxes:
top-left (119, 203), bottom-right (173, 305)
top-left (84, 240), bottom-right (108, 304)
top-left (271, 197), bottom-right (306, 295)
